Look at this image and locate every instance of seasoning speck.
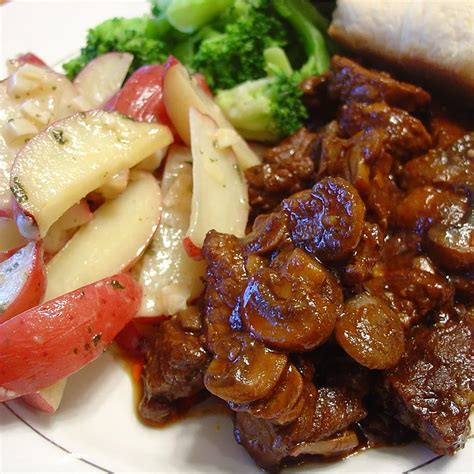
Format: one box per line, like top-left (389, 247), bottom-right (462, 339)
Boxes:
top-left (51, 128), bottom-right (68, 145)
top-left (92, 333), bottom-right (102, 346)
top-left (10, 177), bottom-right (28, 204)
top-left (110, 279), bottom-right (125, 289)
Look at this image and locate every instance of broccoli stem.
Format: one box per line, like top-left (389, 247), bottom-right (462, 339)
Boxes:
top-left (165, 0), bottom-right (234, 33)
top-left (272, 0), bottom-right (330, 77)
top-left (264, 46), bottom-right (294, 77)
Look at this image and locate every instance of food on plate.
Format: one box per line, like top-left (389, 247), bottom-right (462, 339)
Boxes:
top-left (45, 171), bottom-right (162, 301)
top-left (133, 145), bottom-right (206, 317)
top-left (1, 0), bottom-right (473, 472)
top-left (0, 273), bottom-right (141, 402)
top-left (0, 62), bottom-right (79, 214)
top-left (73, 52), bottom-right (133, 109)
top-left (132, 55), bottom-right (473, 472)
top-left (21, 378), bottom-right (68, 414)
top-left (162, 62), bottom-right (261, 169)
top-left (0, 216), bottom-right (27, 257)
top-left (0, 242), bottom-right (45, 324)
top-left (186, 108), bottom-right (248, 247)
top-left (10, 110), bottom-right (171, 238)
top-left (65, 0), bottom-right (332, 141)
top-left (329, 0), bottom-right (474, 99)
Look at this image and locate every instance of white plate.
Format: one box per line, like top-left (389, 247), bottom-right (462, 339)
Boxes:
top-left (0, 1), bottom-right (472, 473)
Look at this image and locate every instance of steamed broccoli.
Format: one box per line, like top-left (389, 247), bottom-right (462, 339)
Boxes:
top-left (216, 75), bottom-right (306, 142)
top-left (65, 0), bottom-right (332, 143)
top-left (191, 0), bottom-right (289, 90)
top-left (215, 0), bottom-right (330, 141)
top-left (63, 17), bottom-right (168, 80)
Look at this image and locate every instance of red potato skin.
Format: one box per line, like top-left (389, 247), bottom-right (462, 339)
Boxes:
top-left (0, 273), bottom-right (141, 401)
top-left (17, 53), bottom-right (48, 68)
top-left (0, 242), bottom-right (46, 324)
top-left (183, 236), bottom-right (203, 260)
top-left (107, 56), bottom-right (180, 140)
top-left (21, 392), bottom-right (56, 413)
top-left (193, 73), bottom-right (213, 98)
top-left (0, 247), bottom-right (20, 264)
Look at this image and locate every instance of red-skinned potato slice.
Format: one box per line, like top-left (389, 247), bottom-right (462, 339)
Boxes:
top-left (7, 53), bottom-right (48, 73)
top-left (109, 58), bottom-right (179, 139)
top-left (74, 52), bottom-right (133, 109)
top-left (0, 273), bottom-right (141, 401)
top-left (0, 217), bottom-right (27, 253)
top-left (21, 378), bottom-right (67, 414)
top-left (0, 241), bottom-right (45, 324)
top-left (163, 62), bottom-right (260, 170)
top-left (10, 110), bottom-right (171, 238)
top-left (187, 108), bottom-right (249, 248)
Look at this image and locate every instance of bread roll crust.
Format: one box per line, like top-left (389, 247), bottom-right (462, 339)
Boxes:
top-left (329, 0), bottom-right (474, 100)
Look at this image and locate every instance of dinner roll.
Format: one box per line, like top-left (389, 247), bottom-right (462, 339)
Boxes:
top-left (329, 0), bottom-right (474, 99)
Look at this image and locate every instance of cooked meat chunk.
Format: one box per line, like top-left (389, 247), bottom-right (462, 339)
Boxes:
top-left (328, 56), bottom-right (431, 112)
top-left (403, 133), bottom-right (474, 190)
top-left (284, 177), bottom-right (365, 262)
top-left (335, 293), bottom-right (405, 369)
top-left (234, 380), bottom-right (366, 471)
top-left (202, 231), bottom-right (247, 352)
top-left (343, 222), bottom-right (384, 285)
top-left (139, 314), bottom-right (210, 423)
top-left (429, 109), bottom-right (469, 148)
top-left (338, 101), bottom-right (432, 160)
top-left (449, 273), bottom-right (474, 305)
top-left (246, 128), bottom-right (318, 217)
top-left (364, 269), bottom-right (454, 328)
top-left (379, 310), bottom-right (474, 454)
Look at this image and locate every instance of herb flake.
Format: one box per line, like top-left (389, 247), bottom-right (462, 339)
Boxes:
top-left (10, 177), bottom-right (28, 204)
top-left (92, 333), bottom-right (102, 346)
top-left (51, 128), bottom-right (68, 145)
top-left (110, 279), bottom-right (125, 290)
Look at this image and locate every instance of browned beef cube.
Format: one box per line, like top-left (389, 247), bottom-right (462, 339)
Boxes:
top-left (139, 315), bottom-right (210, 423)
top-left (379, 309), bottom-right (474, 454)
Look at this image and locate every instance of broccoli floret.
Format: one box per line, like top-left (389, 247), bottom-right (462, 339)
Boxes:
top-left (149, 0), bottom-right (171, 17)
top-left (63, 17), bottom-right (168, 80)
top-left (215, 0), bottom-right (330, 142)
top-left (191, 0), bottom-right (290, 90)
top-left (216, 75), bottom-right (307, 142)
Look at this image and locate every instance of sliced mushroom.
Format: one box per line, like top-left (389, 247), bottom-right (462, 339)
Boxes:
top-left (242, 248), bottom-right (341, 351)
top-left (204, 334), bottom-right (288, 404)
top-left (335, 293), bottom-right (405, 369)
top-left (230, 363), bottom-right (305, 425)
top-left (427, 210), bottom-right (474, 272)
top-left (284, 177), bottom-right (365, 262)
top-left (290, 429), bottom-right (359, 457)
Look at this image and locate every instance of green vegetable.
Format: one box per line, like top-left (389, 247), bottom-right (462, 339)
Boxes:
top-left (272, 0), bottom-right (330, 78)
top-left (216, 75), bottom-right (307, 142)
top-left (63, 17), bottom-right (168, 80)
top-left (215, 0), bottom-right (330, 141)
top-left (165, 0), bottom-right (234, 33)
top-left (65, 0), bottom-right (332, 142)
top-left (191, 0), bottom-right (289, 90)
top-left (264, 46), bottom-right (293, 77)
